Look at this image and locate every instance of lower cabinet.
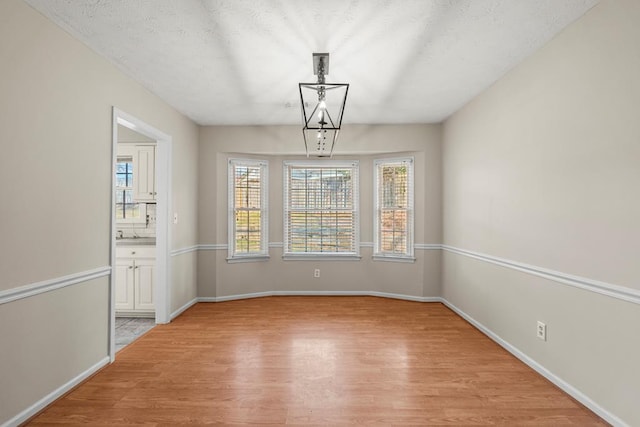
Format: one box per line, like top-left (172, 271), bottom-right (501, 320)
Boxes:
top-left (115, 247), bottom-right (155, 315)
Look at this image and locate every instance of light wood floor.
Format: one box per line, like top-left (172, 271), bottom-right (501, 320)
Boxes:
top-left (29, 297), bottom-right (607, 426)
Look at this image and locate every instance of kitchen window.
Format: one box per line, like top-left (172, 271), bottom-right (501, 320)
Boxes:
top-left (228, 159), bottom-right (269, 261)
top-left (283, 161), bottom-right (359, 259)
top-left (115, 158), bottom-right (146, 223)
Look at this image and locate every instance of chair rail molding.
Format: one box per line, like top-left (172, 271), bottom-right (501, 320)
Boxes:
top-left (442, 245), bottom-right (640, 306)
top-left (0, 266), bottom-right (111, 305)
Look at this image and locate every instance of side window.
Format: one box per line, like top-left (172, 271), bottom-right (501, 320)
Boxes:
top-left (228, 159), bottom-right (269, 261)
top-left (374, 157), bottom-right (414, 261)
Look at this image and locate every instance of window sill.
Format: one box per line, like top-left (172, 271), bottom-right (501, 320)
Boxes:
top-left (372, 255), bottom-right (416, 263)
top-left (226, 255), bottom-right (270, 264)
top-left (282, 254), bottom-right (362, 261)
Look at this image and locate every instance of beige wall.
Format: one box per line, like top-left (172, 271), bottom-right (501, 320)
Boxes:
top-left (442, 0), bottom-right (640, 424)
top-left (0, 278), bottom-right (109, 423)
top-left (0, 0), bottom-right (199, 423)
top-left (198, 124), bottom-right (442, 299)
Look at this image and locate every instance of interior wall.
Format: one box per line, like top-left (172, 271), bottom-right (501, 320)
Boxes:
top-left (0, 278), bottom-right (109, 424)
top-left (197, 124), bottom-right (442, 300)
top-left (0, 0), bottom-right (198, 424)
top-left (441, 0), bottom-right (640, 424)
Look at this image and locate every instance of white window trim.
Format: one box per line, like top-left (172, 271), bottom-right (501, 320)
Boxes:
top-left (283, 160), bottom-right (360, 260)
top-left (373, 156), bottom-right (415, 262)
top-left (227, 158), bottom-right (269, 262)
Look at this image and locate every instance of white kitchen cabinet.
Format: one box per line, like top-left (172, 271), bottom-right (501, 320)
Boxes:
top-left (133, 145), bottom-right (156, 201)
top-left (114, 259), bottom-right (135, 311)
top-left (115, 246), bottom-right (155, 316)
top-left (134, 258), bottom-right (155, 311)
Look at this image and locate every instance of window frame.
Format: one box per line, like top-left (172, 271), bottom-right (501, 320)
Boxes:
top-left (283, 160), bottom-right (360, 260)
top-left (373, 157), bottom-right (415, 262)
top-left (227, 158), bottom-right (269, 262)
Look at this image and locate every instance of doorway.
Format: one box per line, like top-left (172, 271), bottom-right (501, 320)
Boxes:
top-left (110, 108), bottom-right (172, 361)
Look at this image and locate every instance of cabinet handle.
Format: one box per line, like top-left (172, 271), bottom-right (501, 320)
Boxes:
top-left (128, 266), bottom-right (133, 269)
top-left (149, 192), bottom-right (153, 195)
top-left (131, 251), bottom-right (136, 255)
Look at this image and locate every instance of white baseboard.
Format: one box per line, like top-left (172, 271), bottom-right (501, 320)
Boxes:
top-left (209, 291), bottom-right (273, 302)
top-left (368, 291), bottom-right (440, 303)
top-left (440, 298), bottom-right (627, 427)
top-left (170, 297), bottom-right (198, 320)
top-left (198, 290), bottom-right (438, 303)
top-left (2, 356), bottom-right (110, 427)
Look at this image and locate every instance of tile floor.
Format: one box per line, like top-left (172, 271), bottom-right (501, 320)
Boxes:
top-left (115, 317), bottom-right (155, 352)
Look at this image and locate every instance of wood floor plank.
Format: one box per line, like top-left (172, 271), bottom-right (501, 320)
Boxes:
top-left (27, 297), bottom-right (607, 426)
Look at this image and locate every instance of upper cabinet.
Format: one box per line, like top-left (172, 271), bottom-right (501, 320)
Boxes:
top-left (134, 145), bottom-right (156, 202)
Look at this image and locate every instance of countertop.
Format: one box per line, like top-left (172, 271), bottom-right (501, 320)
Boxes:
top-left (116, 238), bottom-right (156, 246)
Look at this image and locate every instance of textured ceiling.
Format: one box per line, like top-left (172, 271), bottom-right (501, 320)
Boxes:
top-left (25, 0), bottom-right (598, 126)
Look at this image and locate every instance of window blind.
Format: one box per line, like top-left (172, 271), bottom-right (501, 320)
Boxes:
top-left (228, 159), bottom-right (269, 260)
top-left (284, 161), bottom-right (359, 256)
top-left (374, 157), bottom-right (414, 259)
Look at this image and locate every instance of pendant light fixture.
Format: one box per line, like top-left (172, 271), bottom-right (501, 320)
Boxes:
top-left (299, 53), bottom-right (349, 157)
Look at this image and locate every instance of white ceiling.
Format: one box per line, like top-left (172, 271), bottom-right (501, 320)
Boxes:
top-left (25, 0), bottom-right (598, 126)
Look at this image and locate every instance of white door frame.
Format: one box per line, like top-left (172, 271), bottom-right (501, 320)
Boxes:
top-left (109, 107), bottom-right (172, 361)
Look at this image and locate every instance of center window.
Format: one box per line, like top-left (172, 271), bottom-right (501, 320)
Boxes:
top-left (283, 161), bottom-right (359, 259)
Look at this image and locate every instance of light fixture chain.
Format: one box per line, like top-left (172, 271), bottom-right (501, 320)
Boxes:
top-left (317, 56), bottom-right (326, 85)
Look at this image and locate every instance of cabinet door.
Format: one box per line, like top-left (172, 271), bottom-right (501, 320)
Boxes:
top-left (114, 260), bottom-right (135, 310)
top-left (134, 259), bottom-right (155, 311)
top-left (134, 145), bottom-right (156, 201)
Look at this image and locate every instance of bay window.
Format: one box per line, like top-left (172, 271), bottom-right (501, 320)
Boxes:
top-left (283, 161), bottom-right (359, 259)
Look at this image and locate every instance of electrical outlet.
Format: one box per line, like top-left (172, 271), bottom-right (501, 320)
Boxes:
top-left (314, 268), bottom-right (320, 278)
top-left (537, 321), bottom-right (547, 341)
